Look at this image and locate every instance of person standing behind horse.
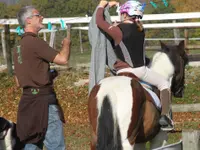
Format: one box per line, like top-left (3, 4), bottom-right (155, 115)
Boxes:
top-left (13, 6), bottom-right (70, 150)
top-left (96, 0), bottom-right (173, 131)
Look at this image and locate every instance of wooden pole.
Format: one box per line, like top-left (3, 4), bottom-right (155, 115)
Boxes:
top-left (1, 30), bottom-right (6, 62)
top-left (66, 24), bottom-right (71, 41)
top-left (54, 32), bottom-right (56, 49)
top-left (4, 16), bottom-right (13, 76)
top-left (49, 25), bottom-right (56, 48)
top-left (182, 130), bottom-right (200, 150)
top-left (43, 32), bottom-right (47, 41)
top-left (79, 24), bottom-right (83, 53)
top-left (184, 28), bottom-right (189, 54)
top-left (173, 20), bottom-right (180, 45)
top-left (66, 24), bottom-right (71, 68)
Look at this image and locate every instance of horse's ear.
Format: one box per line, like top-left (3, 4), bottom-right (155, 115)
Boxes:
top-left (178, 40), bottom-right (188, 63)
top-left (178, 40), bottom-right (185, 53)
top-left (160, 40), bottom-right (169, 52)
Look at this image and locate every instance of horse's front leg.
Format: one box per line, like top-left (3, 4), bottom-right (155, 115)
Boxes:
top-left (90, 131), bottom-right (97, 150)
top-left (90, 142), bottom-right (95, 150)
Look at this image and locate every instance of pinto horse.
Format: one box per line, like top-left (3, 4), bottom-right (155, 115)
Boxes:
top-left (88, 41), bottom-right (188, 150)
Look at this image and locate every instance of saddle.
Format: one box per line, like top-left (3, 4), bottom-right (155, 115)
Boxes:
top-left (117, 72), bottom-right (161, 111)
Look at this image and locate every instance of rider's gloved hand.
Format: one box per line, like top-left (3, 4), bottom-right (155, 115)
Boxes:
top-left (113, 60), bottom-right (131, 72)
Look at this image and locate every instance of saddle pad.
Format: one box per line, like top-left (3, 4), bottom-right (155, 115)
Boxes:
top-left (143, 87), bottom-right (161, 109)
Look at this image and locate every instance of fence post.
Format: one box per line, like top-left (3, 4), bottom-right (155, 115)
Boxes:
top-left (184, 28), bottom-right (189, 54)
top-left (1, 30), bottom-right (6, 62)
top-left (49, 25), bottom-right (56, 48)
top-left (43, 32), bottom-right (47, 41)
top-left (173, 20), bottom-right (180, 44)
top-left (182, 130), bottom-right (200, 150)
top-left (4, 15), bottom-right (13, 76)
top-left (79, 24), bottom-right (83, 53)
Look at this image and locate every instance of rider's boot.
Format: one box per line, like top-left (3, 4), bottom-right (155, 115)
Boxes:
top-left (159, 89), bottom-right (174, 131)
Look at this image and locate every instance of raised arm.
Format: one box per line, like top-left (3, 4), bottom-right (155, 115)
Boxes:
top-left (96, 1), bottom-right (122, 45)
top-left (53, 37), bottom-right (70, 65)
top-left (53, 27), bottom-right (71, 65)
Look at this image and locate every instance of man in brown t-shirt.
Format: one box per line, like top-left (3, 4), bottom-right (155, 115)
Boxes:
top-left (13, 6), bottom-right (70, 149)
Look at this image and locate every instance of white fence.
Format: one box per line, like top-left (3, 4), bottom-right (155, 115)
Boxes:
top-left (1, 12), bottom-right (200, 29)
top-left (1, 12), bottom-right (200, 25)
top-left (152, 130), bottom-right (200, 150)
top-left (1, 12), bottom-right (200, 66)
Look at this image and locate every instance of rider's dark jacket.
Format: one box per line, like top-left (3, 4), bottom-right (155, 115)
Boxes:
top-left (96, 7), bottom-right (145, 68)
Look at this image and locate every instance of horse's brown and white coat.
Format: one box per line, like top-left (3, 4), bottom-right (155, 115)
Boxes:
top-left (97, 76), bottom-right (144, 149)
top-left (88, 41), bottom-right (188, 150)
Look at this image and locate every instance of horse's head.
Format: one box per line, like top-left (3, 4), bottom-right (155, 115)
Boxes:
top-left (160, 40), bottom-right (189, 98)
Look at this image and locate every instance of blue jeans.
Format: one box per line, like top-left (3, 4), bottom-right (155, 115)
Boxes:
top-left (24, 105), bottom-right (66, 150)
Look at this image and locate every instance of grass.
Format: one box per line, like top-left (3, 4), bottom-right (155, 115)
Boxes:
top-left (68, 50), bottom-right (91, 68)
top-left (189, 49), bottom-right (200, 55)
top-left (173, 66), bottom-right (200, 103)
top-left (0, 55), bottom-right (6, 65)
top-left (0, 67), bottom-right (200, 149)
top-left (65, 124), bottom-right (90, 149)
top-left (0, 51), bottom-right (200, 149)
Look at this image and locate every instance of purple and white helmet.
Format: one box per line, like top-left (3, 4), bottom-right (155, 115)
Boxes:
top-left (119, 0), bottom-right (145, 19)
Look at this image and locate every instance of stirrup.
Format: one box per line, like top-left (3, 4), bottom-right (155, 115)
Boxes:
top-left (159, 115), bottom-right (174, 131)
top-left (160, 124), bottom-right (174, 131)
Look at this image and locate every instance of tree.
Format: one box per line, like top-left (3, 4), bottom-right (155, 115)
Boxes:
top-left (17, 0), bottom-right (32, 6)
top-left (0, 3), bottom-right (7, 18)
top-left (170, 0), bottom-right (200, 12)
top-left (170, 0), bottom-right (200, 45)
top-left (32, 0), bottom-right (48, 15)
top-left (6, 4), bottom-right (21, 18)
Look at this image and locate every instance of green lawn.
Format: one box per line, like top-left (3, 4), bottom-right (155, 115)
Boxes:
top-left (173, 66), bottom-right (200, 104)
top-left (0, 57), bottom-right (200, 149)
top-left (68, 50), bottom-right (91, 67)
top-left (0, 55), bottom-right (6, 65)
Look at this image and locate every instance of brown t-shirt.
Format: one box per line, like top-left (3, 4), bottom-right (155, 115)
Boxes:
top-left (13, 32), bottom-right (58, 88)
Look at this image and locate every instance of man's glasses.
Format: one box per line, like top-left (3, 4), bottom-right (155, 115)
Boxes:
top-left (29, 14), bottom-right (43, 18)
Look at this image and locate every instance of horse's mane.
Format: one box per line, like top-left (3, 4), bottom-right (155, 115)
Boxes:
top-left (148, 52), bottom-right (175, 80)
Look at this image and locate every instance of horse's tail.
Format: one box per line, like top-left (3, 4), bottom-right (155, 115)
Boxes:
top-left (96, 95), bottom-right (122, 150)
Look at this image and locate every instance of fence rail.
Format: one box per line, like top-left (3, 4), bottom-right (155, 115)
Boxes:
top-left (1, 12), bottom-right (200, 74)
top-left (145, 45), bottom-right (200, 50)
top-left (172, 103), bottom-right (200, 112)
top-left (1, 12), bottom-right (200, 25)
